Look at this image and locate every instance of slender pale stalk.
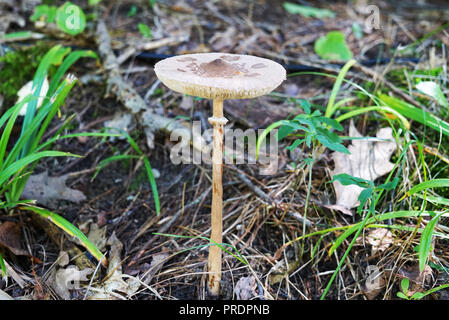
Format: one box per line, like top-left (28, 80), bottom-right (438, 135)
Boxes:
top-left (207, 98), bottom-right (227, 296)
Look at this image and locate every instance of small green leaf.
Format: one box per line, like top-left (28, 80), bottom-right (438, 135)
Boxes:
top-left (400, 278), bottom-right (410, 293)
top-left (358, 188), bottom-right (373, 208)
top-left (305, 134), bottom-right (312, 147)
top-left (419, 212), bottom-right (445, 272)
top-left (330, 173), bottom-right (374, 189)
top-left (317, 116), bottom-right (344, 131)
top-left (378, 178), bottom-right (399, 191)
top-left (297, 99), bottom-right (311, 114)
top-left (397, 291), bottom-right (409, 300)
top-left (56, 2), bottom-right (86, 36)
top-left (283, 2), bottom-right (336, 18)
top-left (303, 157), bottom-right (313, 166)
top-left (0, 251), bottom-right (6, 277)
top-left (278, 124), bottom-right (295, 141)
top-left (286, 139), bottom-right (304, 151)
top-left (30, 5), bottom-right (58, 23)
top-left (411, 292), bottom-right (425, 300)
top-left (314, 31), bottom-right (353, 61)
top-left (138, 23), bottom-right (152, 38)
top-left (88, 0), bottom-right (102, 5)
top-left (127, 5), bottom-right (138, 17)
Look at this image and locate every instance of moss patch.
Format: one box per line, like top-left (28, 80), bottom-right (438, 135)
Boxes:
top-left (0, 43), bottom-right (51, 107)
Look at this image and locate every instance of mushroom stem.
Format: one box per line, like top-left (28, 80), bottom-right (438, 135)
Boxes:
top-left (207, 98), bottom-right (228, 296)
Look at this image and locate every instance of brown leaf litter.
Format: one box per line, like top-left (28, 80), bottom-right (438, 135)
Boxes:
top-left (331, 120), bottom-right (397, 212)
top-left (22, 171), bottom-right (86, 206)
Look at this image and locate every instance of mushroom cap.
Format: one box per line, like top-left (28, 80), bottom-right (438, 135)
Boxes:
top-left (154, 53), bottom-right (286, 100)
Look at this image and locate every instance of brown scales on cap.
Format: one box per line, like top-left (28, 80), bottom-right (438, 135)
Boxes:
top-left (155, 52), bottom-right (286, 100)
top-left (199, 58), bottom-right (243, 78)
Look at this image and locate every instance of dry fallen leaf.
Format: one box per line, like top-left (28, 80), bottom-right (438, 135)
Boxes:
top-left (234, 276), bottom-right (258, 300)
top-left (57, 251), bottom-right (70, 267)
top-left (48, 265), bottom-right (93, 300)
top-left (362, 266), bottom-right (385, 300)
top-left (0, 289), bottom-right (13, 300)
top-left (88, 233), bottom-right (140, 300)
top-left (331, 120), bottom-right (397, 211)
top-left (0, 221), bottom-right (28, 256)
top-left (142, 252), bottom-right (169, 285)
top-left (86, 222), bottom-right (107, 252)
top-left (179, 94), bottom-right (194, 111)
top-left (22, 171), bottom-right (86, 206)
top-left (363, 228), bottom-right (394, 254)
top-left (104, 112), bottom-right (133, 141)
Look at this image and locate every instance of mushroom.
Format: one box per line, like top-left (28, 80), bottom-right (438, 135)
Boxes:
top-left (154, 52), bottom-right (286, 296)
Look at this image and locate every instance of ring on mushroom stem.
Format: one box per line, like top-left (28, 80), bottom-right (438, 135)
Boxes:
top-left (154, 52), bottom-right (286, 297)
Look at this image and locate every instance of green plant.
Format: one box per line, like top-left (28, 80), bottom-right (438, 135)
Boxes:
top-left (318, 173), bottom-right (399, 299)
top-left (261, 59), bottom-right (415, 299)
top-left (397, 278), bottom-right (449, 300)
top-left (127, 5), bottom-right (138, 17)
top-left (314, 31), bottom-right (353, 61)
top-left (257, 102), bottom-right (350, 159)
top-left (379, 94), bottom-right (449, 137)
top-left (402, 179), bottom-right (449, 271)
top-left (0, 45), bottom-right (115, 275)
top-left (31, 1), bottom-right (86, 36)
top-left (138, 23), bottom-right (152, 39)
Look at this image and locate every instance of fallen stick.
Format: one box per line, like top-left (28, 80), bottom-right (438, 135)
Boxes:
top-left (95, 20), bottom-right (205, 150)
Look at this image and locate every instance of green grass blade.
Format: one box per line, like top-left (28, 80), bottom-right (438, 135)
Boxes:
top-left (0, 251), bottom-right (6, 277)
top-left (404, 179), bottom-right (449, 198)
top-left (329, 210), bottom-right (431, 255)
top-left (143, 157), bottom-right (160, 215)
top-left (19, 205), bottom-right (107, 267)
top-left (3, 31), bottom-right (45, 41)
top-left (48, 50), bottom-right (98, 96)
top-left (415, 194), bottom-right (449, 206)
top-left (256, 120), bottom-right (283, 159)
top-left (5, 77), bottom-right (75, 168)
top-left (31, 76), bottom-right (77, 153)
top-left (0, 151), bottom-right (78, 187)
top-left (419, 212), bottom-right (446, 272)
top-left (20, 45), bottom-right (66, 156)
top-left (36, 132), bottom-right (121, 153)
top-left (379, 94), bottom-right (449, 137)
top-left (336, 105), bottom-right (410, 129)
top-left (325, 59), bottom-right (356, 118)
top-left (0, 96), bottom-right (32, 168)
top-left (91, 154), bottom-right (140, 181)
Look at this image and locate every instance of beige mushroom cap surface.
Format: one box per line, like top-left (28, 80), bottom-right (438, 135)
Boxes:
top-left (154, 53), bottom-right (286, 100)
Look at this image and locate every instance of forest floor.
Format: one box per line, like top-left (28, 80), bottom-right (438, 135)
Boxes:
top-left (1, 0), bottom-right (449, 300)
